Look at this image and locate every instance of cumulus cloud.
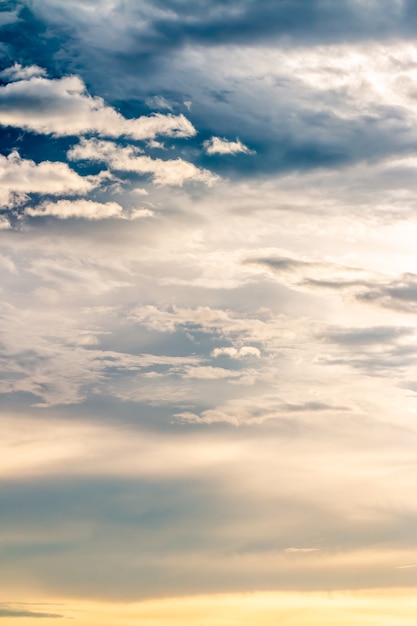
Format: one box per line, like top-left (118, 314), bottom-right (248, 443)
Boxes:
top-left (212, 346), bottom-right (261, 358)
top-left (25, 199), bottom-right (124, 220)
top-left (128, 305), bottom-right (242, 334)
top-left (0, 73), bottom-right (196, 139)
top-left (0, 63), bottom-right (47, 81)
top-left (204, 136), bottom-right (254, 155)
top-left (0, 151), bottom-right (107, 208)
top-left (69, 138), bottom-right (217, 186)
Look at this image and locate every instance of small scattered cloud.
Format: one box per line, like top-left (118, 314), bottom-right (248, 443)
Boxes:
top-left (25, 199), bottom-right (124, 220)
top-left (69, 138), bottom-right (217, 186)
top-left (146, 139), bottom-right (165, 149)
top-left (212, 346), bottom-right (261, 359)
top-left (204, 136), bottom-right (254, 155)
top-left (0, 151), bottom-right (107, 208)
top-left (129, 207), bottom-right (154, 219)
top-left (146, 95), bottom-right (173, 111)
top-left (132, 188), bottom-right (149, 196)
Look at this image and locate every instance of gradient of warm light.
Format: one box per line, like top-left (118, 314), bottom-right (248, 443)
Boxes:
top-left (5, 591), bottom-right (417, 626)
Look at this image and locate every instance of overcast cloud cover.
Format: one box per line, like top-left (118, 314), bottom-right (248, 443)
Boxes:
top-left (0, 1), bottom-right (417, 625)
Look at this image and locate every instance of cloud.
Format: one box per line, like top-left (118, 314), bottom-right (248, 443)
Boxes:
top-left (0, 605), bottom-right (63, 619)
top-left (284, 547), bottom-right (320, 554)
top-left (157, 43), bottom-right (417, 178)
top-left (183, 366), bottom-right (242, 380)
top-left (357, 274), bottom-right (417, 313)
top-left (177, 396), bottom-right (350, 426)
top-left (1, 414), bottom-right (415, 599)
top-left (212, 346), bottom-right (261, 359)
top-left (316, 323), bottom-right (417, 382)
top-left (204, 137), bottom-right (254, 155)
top-left (0, 215), bottom-right (11, 230)
top-left (146, 95), bottom-right (173, 111)
top-left (69, 138), bottom-right (217, 186)
top-left (323, 326), bottom-right (414, 347)
top-left (28, 0), bottom-right (415, 57)
top-left (249, 253), bottom-right (417, 314)
top-left (5, 12), bottom-right (417, 182)
top-left (0, 151), bottom-right (107, 208)
top-left (0, 63), bottom-right (46, 81)
top-left (25, 199), bottom-right (124, 220)
top-left (1, 0), bottom-right (417, 608)
top-left (0, 254), bottom-right (17, 274)
top-left (0, 73), bottom-right (196, 139)
top-left (0, 8), bottom-right (20, 26)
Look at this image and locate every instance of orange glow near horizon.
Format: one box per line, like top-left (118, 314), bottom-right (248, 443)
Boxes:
top-left (4, 590), bottom-right (417, 626)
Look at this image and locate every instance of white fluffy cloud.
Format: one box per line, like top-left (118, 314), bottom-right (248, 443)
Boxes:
top-left (0, 73), bottom-right (196, 139)
top-left (69, 138), bottom-right (217, 186)
top-left (0, 151), bottom-right (106, 207)
top-left (25, 199), bottom-right (124, 220)
top-left (0, 63), bottom-right (46, 81)
top-left (212, 346), bottom-right (261, 358)
top-left (204, 136), bottom-right (254, 155)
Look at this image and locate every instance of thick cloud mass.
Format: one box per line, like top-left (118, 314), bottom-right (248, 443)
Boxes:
top-left (0, 0), bottom-right (416, 621)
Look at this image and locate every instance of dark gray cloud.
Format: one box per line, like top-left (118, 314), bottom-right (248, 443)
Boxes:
top-left (24, 0), bottom-right (417, 61)
top-left (0, 1), bottom-right (414, 181)
top-left (147, 0), bottom-right (416, 45)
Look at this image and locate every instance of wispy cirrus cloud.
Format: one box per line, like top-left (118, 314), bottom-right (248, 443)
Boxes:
top-left (249, 253), bottom-right (417, 314)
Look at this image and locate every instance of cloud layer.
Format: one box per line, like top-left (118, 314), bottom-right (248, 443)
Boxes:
top-left (0, 1), bottom-right (416, 620)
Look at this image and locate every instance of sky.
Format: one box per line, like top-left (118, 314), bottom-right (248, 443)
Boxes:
top-left (0, 1), bottom-right (416, 624)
